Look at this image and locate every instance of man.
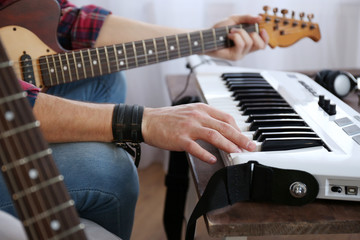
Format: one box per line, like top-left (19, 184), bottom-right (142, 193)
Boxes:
top-left (0, 0), bottom-right (269, 239)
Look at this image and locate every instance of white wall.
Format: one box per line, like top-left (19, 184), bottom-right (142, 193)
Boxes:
top-left (71, 0), bottom-right (360, 167)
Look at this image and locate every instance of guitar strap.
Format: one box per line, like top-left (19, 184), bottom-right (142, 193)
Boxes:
top-left (185, 161), bottom-right (319, 240)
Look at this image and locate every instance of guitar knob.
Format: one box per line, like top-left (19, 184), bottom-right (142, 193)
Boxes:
top-left (263, 5), bottom-right (270, 14)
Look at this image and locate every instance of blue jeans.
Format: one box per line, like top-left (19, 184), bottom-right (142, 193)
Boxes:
top-left (0, 72), bottom-right (139, 240)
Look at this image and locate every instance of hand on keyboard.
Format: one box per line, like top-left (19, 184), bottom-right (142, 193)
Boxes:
top-left (141, 103), bottom-right (256, 164)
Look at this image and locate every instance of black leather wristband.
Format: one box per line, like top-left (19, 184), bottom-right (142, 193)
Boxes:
top-left (112, 104), bottom-right (144, 143)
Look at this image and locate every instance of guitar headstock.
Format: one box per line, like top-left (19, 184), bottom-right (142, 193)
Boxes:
top-left (259, 6), bottom-right (321, 48)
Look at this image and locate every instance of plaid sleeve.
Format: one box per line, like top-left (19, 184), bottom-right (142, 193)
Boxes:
top-left (57, 0), bottom-right (111, 50)
top-left (19, 80), bottom-right (40, 108)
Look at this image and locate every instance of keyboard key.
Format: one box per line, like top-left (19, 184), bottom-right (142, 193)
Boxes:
top-left (261, 137), bottom-right (323, 151)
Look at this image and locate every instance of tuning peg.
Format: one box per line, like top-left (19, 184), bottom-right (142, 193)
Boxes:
top-left (307, 13), bottom-right (314, 22)
top-left (299, 12), bottom-right (305, 20)
top-left (273, 7), bottom-right (278, 15)
top-left (281, 9), bottom-right (288, 17)
top-left (263, 5), bottom-right (270, 14)
top-left (291, 11), bottom-right (295, 19)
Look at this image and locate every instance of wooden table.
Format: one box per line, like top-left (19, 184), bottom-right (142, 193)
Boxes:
top-left (166, 71), bottom-right (360, 240)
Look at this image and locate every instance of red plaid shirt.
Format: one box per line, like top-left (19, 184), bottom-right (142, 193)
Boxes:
top-left (0, 0), bottom-right (111, 106)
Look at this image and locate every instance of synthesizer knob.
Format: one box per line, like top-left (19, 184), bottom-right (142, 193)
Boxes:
top-left (324, 99), bottom-right (331, 112)
top-left (318, 95), bottom-right (325, 108)
top-left (328, 103), bottom-right (337, 115)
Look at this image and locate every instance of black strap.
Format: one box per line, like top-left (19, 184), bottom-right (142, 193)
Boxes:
top-left (185, 161), bottom-right (319, 240)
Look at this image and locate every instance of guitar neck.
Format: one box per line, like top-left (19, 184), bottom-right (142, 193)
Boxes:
top-left (39, 23), bottom-right (258, 87)
top-left (0, 41), bottom-right (86, 239)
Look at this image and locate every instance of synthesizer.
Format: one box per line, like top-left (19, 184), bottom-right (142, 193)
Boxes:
top-left (189, 56), bottom-right (360, 202)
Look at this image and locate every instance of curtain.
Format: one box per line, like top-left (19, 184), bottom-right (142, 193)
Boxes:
top-left (71, 0), bottom-right (360, 168)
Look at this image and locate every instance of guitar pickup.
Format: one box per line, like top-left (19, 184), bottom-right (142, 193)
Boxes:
top-left (20, 52), bottom-right (36, 85)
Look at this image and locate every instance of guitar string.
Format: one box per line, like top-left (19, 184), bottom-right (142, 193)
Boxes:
top-left (0, 62), bottom-right (78, 238)
top-left (12, 24), bottom-right (251, 70)
top-left (11, 36), bottom-right (240, 84)
top-left (0, 67), bottom-right (50, 238)
top-left (12, 25), bottom-right (314, 80)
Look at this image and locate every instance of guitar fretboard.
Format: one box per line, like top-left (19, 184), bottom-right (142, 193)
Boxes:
top-left (38, 24), bottom-right (257, 87)
top-left (0, 41), bottom-right (87, 239)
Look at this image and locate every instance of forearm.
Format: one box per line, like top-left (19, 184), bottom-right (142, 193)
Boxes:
top-left (33, 93), bottom-right (114, 143)
top-left (95, 15), bottom-right (189, 47)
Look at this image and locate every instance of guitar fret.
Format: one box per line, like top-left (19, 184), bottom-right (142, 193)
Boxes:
top-left (153, 38), bottom-right (159, 63)
top-left (72, 52), bottom-right (80, 80)
top-left (12, 175), bottom-right (64, 200)
top-left (175, 34), bottom-right (181, 58)
top-left (79, 50), bottom-right (87, 79)
top-left (187, 33), bottom-right (193, 55)
top-left (0, 121), bottom-right (40, 140)
top-left (23, 200), bottom-right (75, 227)
top-left (122, 43), bottom-right (129, 69)
top-left (48, 223), bottom-right (85, 240)
top-left (226, 26), bottom-right (231, 47)
top-left (142, 40), bottom-right (148, 65)
top-left (94, 49), bottom-right (102, 76)
top-left (163, 36), bottom-right (170, 60)
top-left (255, 23), bottom-right (259, 34)
top-left (87, 49), bottom-right (95, 77)
top-left (199, 31), bottom-right (205, 54)
top-left (212, 28), bottom-right (217, 49)
top-left (64, 52), bottom-right (73, 82)
top-left (1, 148), bottom-right (52, 172)
top-left (0, 92), bottom-right (26, 105)
top-left (132, 42), bottom-right (138, 67)
top-left (51, 55), bottom-right (60, 85)
top-left (104, 46), bottom-right (111, 73)
top-left (112, 45), bottom-right (120, 71)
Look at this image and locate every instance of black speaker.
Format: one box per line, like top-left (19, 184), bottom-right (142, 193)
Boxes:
top-left (314, 70), bottom-right (358, 98)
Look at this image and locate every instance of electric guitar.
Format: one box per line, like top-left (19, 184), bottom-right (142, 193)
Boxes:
top-left (0, 0), bottom-right (321, 88)
top-left (0, 38), bottom-right (87, 239)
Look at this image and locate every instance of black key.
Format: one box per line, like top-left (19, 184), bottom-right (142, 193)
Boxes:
top-left (248, 119), bottom-right (306, 131)
top-left (257, 132), bottom-right (318, 142)
top-left (260, 137), bottom-right (324, 151)
top-left (229, 84), bottom-right (273, 91)
top-left (222, 72), bottom-right (262, 79)
top-left (253, 126), bottom-right (313, 140)
top-left (243, 107), bottom-right (296, 116)
top-left (238, 98), bottom-right (286, 107)
top-left (226, 79), bottom-right (267, 86)
top-left (234, 93), bottom-right (282, 100)
top-left (246, 113), bottom-right (300, 123)
top-left (241, 102), bottom-right (290, 111)
top-left (232, 89), bottom-right (277, 97)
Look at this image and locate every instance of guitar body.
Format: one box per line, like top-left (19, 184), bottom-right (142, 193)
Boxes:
top-left (0, 0), bottom-right (63, 87)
